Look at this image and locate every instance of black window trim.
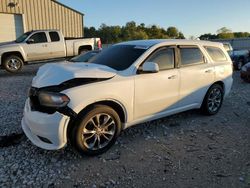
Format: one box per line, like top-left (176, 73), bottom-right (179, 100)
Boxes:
top-left (177, 45), bottom-right (206, 68)
top-left (49, 31), bottom-right (61, 42)
top-left (203, 45), bottom-right (228, 62)
top-left (27, 32), bottom-right (48, 44)
top-left (137, 45), bottom-right (178, 74)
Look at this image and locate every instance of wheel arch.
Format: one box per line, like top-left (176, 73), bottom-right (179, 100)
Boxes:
top-left (1, 51), bottom-right (25, 66)
top-left (67, 99), bottom-right (127, 140)
top-left (78, 45), bottom-right (92, 54)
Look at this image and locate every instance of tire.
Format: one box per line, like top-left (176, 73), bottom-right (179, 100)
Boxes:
top-left (70, 105), bottom-right (122, 156)
top-left (79, 49), bottom-right (89, 55)
top-left (201, 84), bottom-right (224, 115)
top-left (3, 55), bottom-right (24, 73)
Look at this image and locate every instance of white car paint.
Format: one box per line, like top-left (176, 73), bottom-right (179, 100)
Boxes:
top-left (22, 39), bottom-right (233, 150)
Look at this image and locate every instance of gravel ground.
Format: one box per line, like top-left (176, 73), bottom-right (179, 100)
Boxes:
top-left (0, 63), bottom-right (250, 188)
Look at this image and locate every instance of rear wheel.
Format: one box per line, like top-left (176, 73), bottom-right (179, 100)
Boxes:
top-left (70, 105), bottom-right (122, 156)
top-left (3, 55), bottom-right (24, 73)
top-left (201, 84), bottom-right (224, 115)
top-left (79, 49), bottom-right (89, 55)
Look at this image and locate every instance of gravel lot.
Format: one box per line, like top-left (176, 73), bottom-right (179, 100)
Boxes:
top-left (0, 63), bottom-right (250, 188)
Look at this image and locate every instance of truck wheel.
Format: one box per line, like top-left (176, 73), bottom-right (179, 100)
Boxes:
top-left (70, 105), bottom-right (122, 156)
top-left (3, 55), bottom-right (24, 73)
top-left (79, 49), bottom-right (89, 55)
top-left (201, 84), bottom-right (224, 115)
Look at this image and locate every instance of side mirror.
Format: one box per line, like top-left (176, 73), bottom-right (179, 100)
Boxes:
top-left (142, 62), bottom-right (159, 73)
top-left (27, 38), bottom-right (35, 44)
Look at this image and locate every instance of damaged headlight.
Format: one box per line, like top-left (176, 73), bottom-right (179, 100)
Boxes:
top-left (38, 92), bottom-right (70, 108)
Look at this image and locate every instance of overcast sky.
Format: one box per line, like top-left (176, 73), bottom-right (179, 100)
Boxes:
top-left (59, 0), bottom-right (250, 38)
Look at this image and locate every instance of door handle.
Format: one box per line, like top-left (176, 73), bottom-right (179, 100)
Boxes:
top-left (168, 75), bottom-right (177, 79)
top-left (42, 44), bottom-right (48, 47)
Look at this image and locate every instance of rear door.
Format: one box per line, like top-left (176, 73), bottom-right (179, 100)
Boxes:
top-left (134, 46), bottom-right (180, 120)
top-left (177, 45), bottom-right (215, 107)
top-left (47, 31), bottom-right (66, 58)
top-left (22, 32), bottom-right (51, 61)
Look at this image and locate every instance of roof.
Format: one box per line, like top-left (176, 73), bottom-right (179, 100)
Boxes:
top-left (118, 39), bottom-right (223, 48)
top-left (51, 0), bottom-right (84, 16)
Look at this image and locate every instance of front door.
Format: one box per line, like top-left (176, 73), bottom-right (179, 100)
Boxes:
top-left (23, 32), bottom-right (51, 61)
top-left (134, 47), bottom-right (180, 120)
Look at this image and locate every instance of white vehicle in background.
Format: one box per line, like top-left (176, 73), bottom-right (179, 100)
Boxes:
top-left (22, 39), bottom-right (233, 156)
top-left (0, 30), bottom-right (101, 73)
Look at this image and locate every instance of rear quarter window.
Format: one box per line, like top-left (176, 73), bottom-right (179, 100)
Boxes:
top-left (49, 32), bottom-right (60, 42)
top-left (205, 46), bottom-right (227, 62)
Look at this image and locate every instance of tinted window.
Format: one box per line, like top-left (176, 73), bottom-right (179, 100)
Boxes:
top-left (70, 51), bottom-right (100, 62)
top-left (89, 45), bottom-right (146, 71)
top-left (146, 48), bottom-right (174, 70)
top-left (180, 47), bottom-right (204, 66)
top-left (49, 32), bottom-right (60, 42)
top-left (15, 32), bottom-right (32, 43)
top-left (205, 46), bottom-right (227, 62)
top-left (29, 32), bottom-right (47, 43)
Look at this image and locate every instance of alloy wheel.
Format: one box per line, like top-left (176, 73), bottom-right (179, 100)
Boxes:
top-left (6, 58), bottom-right (21, 70)
top-left (207, 88), bottom-right (222, 113)
top-left (81, 113), bottom-right (116, 151)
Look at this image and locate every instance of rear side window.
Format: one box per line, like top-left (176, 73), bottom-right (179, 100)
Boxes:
top-left (29, 32), bottom-right (47, 43)
top-left (49, 32), bottom-right (60, 42)
top-left (146, 48), bottom-right (174, 70)
top-left (205, 46), bottom-right (227, 62)
top-left (179, 46), bottom-right (204, 66)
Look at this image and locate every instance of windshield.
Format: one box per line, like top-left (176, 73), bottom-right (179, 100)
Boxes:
top-left (15, 32), bottom-right (32, 43)
top-left (70, 51), bottom-right (100, 63)
top-left (88, 45), bottom-right (146, 71)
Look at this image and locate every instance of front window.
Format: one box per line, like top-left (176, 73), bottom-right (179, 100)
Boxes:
top-left (15, 32), bottom-right (32, 43)
top-left (145, 48), bottom-right (175, 70)
top-left (29, 32), bottom-right (47, 43)
top-left (89, 45), bottom-right (146, 71)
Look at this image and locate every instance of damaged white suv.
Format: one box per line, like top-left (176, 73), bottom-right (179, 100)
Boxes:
top-left (22, 39), bottom-right (233, 155)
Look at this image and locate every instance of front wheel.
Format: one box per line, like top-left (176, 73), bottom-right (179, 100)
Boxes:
top-left (201, 84), bottom-right (224, 115)
top-left (3, 55), bottom-right (24, 73)
top-left (70, 105), bottom-right (122, 156)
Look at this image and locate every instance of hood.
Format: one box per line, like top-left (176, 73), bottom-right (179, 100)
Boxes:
top-left (0, 41), bottom-right (17, 48)
top-left (32, 62), bottom-right (117, 88)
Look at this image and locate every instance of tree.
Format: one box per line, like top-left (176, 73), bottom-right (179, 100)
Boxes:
top-left (166, 27), bottom-right (179, 38)
top-left (217, 32), bottom-right (234, 39)
top-left (217, 27), bottom-right (232, 34)
top-left (177, 32), bottom-right (185, 39)
top-left (84, 21), bottom-right (184, 44)
top-left (199, 33), bottom-right (218, 40)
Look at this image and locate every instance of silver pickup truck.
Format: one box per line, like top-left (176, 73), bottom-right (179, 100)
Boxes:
top-left (0, 30), bottom-right (101, 73)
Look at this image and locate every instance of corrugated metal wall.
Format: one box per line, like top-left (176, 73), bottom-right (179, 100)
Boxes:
top-left (0, 0), bottom-right (83, 37)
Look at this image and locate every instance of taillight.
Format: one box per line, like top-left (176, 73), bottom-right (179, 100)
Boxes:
top-left (97, 40), bottom-right (102, 49)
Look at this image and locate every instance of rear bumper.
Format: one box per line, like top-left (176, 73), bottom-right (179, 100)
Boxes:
top-left (22, 99), bottom-right (70, 150)
top-left (224, 76), bottom-right (233, 98)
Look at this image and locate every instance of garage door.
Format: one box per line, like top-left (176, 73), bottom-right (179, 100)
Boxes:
top-left (0, 13), bottom-right (24, 42)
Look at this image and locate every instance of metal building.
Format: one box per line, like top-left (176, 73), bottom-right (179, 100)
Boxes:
top-left (213, 38), bottom-right (250, 50)
top-left (0, 0), bottom-right (84, 42)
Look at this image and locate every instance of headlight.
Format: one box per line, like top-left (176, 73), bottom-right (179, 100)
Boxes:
top-left (38, 92), bottom-right (70, 108)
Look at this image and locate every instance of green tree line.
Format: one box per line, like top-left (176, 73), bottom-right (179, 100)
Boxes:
top-left (84, 21), bottom-right (185, 44)
top-left (199, 27), bottom-right (250, 40)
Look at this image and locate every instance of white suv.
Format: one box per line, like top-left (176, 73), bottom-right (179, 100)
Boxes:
top-left (22, 39), bottom-right (233, 155)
